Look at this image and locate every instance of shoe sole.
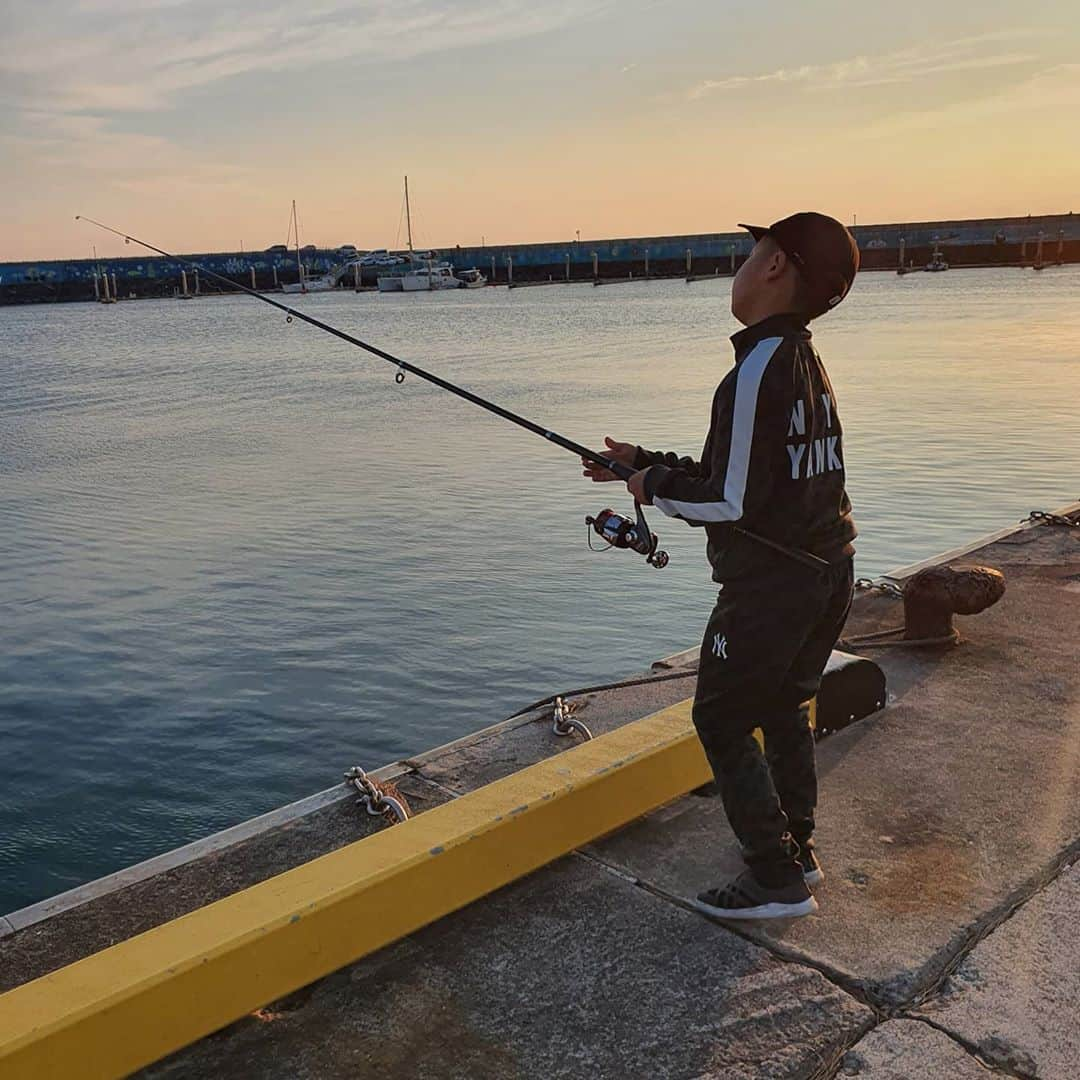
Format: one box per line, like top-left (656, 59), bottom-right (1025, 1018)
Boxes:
top-left (692, 894), bottom-right (819, 920)
top-left (803, 868), bottom-right (825, 887)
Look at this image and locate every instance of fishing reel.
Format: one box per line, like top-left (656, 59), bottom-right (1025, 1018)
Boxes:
top-left (586, 504), bottom-right (669, 569)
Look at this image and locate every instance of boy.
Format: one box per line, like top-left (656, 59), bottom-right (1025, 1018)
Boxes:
top-left (583, 212), bottom-right (859, 919)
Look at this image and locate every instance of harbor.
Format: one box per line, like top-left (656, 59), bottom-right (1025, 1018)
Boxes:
top-left (4, 0), bottom-right (1079, 1071)
top-left (1, 212), bottom-right (1077, 305)
top-left (2, 504), bottom-right (1078, 1077)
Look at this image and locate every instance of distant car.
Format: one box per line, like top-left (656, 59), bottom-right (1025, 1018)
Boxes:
top-left (266, 244), bottom-right (289, 254)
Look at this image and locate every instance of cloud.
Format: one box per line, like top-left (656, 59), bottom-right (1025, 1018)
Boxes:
top-left (3, 0), bottom-right (612, 113)
top-left (687, 30), bottom-right (1043, 100)
top-left (864, 62), bottom-right (1080, 136)
top-left (1, 0), bottom-right (614, 211)
top-left (2, 111), bottom-right (256, 196)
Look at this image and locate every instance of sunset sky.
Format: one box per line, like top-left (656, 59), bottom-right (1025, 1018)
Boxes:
top-left (3, 0), bottom-right (1079, 260)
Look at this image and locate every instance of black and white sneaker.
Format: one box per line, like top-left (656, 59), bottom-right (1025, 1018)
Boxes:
top-left (798, 849), bottom-right (824, 887)
top-left (693, 869), bottom-right (818, 921)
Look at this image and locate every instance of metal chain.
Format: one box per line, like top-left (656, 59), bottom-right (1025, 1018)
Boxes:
top-left (551, 696), bottom-right (593, 740)
top-left (1023, 510), bottom-right (1079, 528)
top-left (344, 766), bottom-right (410, 824)
top-left (854, 577), bottom-right (904, 599)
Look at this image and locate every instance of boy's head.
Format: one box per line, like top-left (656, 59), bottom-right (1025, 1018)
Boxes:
top-left (731, 212), bottom-right (859, 326)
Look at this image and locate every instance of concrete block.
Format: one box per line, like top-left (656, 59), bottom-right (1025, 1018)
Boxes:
top-left (0, 775), bottom-right (450, 993)
top-left (838, 1021), bottom-right (988, 1078)
top-left (915, 860), bottom-right (1080, 1080)
top-left (142, 856), bottom-right (871, 1080)
top-left (588, 532), bottom-right (1080, 1008)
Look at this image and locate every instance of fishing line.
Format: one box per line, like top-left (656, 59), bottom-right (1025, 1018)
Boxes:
top-left (75, 214), bottom-right (670, 569)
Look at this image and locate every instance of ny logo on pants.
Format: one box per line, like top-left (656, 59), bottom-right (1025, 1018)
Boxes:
top-left (712, 633), bottom-right (728, 660)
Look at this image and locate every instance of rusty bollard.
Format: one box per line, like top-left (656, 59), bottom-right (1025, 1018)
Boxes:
top-left (902, 565), bottom-right (1006, 644)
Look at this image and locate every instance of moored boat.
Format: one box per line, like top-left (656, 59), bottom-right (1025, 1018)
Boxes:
top-left (400, 264), bottom-right (461, 291)
top-left (456, 267), bottom-right (487, 288)
top-left (925, 242), bottom-right (949, 272)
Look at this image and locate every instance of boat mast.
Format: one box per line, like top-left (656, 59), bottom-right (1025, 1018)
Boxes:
top-left (404, 175), bottom-right (413, 255)
top-left (292, 200), bottom-right (304, 290)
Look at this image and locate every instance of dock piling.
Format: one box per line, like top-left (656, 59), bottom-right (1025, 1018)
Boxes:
top-left (250, 267), bottom-right (256, 291)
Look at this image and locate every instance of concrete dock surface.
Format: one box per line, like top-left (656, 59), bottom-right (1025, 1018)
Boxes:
top-left (2, 509), bottom-right (1078, 1078)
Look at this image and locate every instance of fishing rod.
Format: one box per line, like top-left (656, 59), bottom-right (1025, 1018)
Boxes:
top-left (76, 215), bottom-right (669, 569)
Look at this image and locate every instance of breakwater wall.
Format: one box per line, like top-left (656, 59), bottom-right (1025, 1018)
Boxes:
top-left (2, 212), bottom-right (1077, 304)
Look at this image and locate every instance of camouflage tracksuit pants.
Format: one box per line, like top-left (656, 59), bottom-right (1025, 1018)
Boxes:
top-left (692, 553), bottom-right (854, 887)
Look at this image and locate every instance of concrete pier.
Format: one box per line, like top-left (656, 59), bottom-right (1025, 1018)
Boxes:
top-left (3, 212), bottom-right (1079, 304)
top-left (1, 505), bottom-right (1078, 1078)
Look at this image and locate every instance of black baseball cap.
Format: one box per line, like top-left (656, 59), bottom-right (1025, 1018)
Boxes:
top-left (738, 212), bottom-right (859, 316)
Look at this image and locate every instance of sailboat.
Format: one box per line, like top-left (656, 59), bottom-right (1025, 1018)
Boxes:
top-left (378, 177), bottom-right (468, 292)
top-left (377, 179), bottom-right (413, 292)
top-left (280, 201), bottom-right (340, 294)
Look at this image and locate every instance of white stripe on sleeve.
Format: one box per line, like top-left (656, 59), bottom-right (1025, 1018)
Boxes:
top-left (653, 336), bottom-right (782, 522)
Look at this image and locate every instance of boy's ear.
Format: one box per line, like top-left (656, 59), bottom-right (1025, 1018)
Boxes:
top-left (762, 244), bottom-right (790, 282)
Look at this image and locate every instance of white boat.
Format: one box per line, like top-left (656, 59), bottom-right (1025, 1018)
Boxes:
top-left (282, 274), bottom-right (345, 295)
top-left (377, 275), bottom-right (404, 292)
top-left (925, 242), bottom-right (949, 273)
top-left (456, 268), bottom-right (487, 289)
top-left (282, 274), bottom-right (336, 294)
top-left (401, 264), bottom-right (461, 291)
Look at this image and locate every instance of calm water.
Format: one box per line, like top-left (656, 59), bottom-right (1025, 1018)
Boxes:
top-left (2, 269), bottom-right (1078, 911)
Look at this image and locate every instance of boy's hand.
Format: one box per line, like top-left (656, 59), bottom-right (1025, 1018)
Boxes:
top-left (625, 468), bottom-right (652, 505)
top-left (581, 436), bottom-right (637, 482)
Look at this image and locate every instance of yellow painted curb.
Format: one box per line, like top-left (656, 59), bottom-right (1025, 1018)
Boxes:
top-left (0, 699), bottom-right (710, 1079)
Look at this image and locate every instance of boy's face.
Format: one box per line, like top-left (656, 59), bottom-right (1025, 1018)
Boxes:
top-left (730, 236), bottom-right (799, 325)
